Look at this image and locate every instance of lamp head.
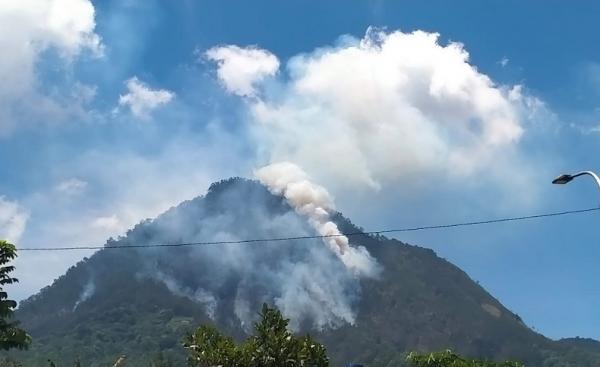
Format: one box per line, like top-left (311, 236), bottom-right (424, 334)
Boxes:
top-left (552, 174), bottom-right (574, 185)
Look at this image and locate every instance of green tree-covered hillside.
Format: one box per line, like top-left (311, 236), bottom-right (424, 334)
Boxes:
top-left (8, 178), bottom-right (600, 367)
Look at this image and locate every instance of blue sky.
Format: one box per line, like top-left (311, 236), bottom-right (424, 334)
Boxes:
top-left (1, 0), bottom-right (599, 340)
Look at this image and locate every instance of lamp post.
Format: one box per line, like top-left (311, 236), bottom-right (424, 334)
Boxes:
top-left (552, 171), bottom-right (600, 192)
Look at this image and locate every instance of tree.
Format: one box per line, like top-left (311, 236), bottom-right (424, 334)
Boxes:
top-left (407, 350), bottom-right (524, 367)
top-left (183, 304), bottom-right (329, 367)
top-left (0, 240), bottom-right (31, 350)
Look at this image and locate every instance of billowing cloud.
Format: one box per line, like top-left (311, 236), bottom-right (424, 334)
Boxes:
top-left (205, 45), bottom-right (279, 97)
top-left (0, 197), bottom-right (29, 243)
top-left (211, 29), bottom-right (535, 192)
top-left (118, 77), bottom-right (175, 119)
top-left (0, 0), bottom-right (102, 134)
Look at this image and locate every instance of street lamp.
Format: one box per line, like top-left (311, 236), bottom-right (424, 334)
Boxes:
top-left (552, 171), bottom-right (600, 191)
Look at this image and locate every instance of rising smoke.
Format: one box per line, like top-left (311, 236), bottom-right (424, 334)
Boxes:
top-left (141, 270), bottom-right (218, 320)
top-left (127, 178), bottom-right (372, 331)
top-left (73, 277), bottom-right (95, 311)
top-left (128, 29), bottom-right (530, 331)
top-left (255, 162), bottom-right (380, 278)
top-left (34, 27), bottom-right (542, 334)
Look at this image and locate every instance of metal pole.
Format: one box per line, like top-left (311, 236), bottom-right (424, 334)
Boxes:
top-left (570, 171), bottom-right (600, 192)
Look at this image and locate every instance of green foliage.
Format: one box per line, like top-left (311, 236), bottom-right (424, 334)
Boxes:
top-left (183, 304), bottom-right (329, 367)
top-left (0, 357), bottom-right (23, 367)
top-left (183, 325), bottom-right (241, 366)
top-left (407, 350), bottom-right (523, 367)
top-left (0, 240), bottom-right (30, 351)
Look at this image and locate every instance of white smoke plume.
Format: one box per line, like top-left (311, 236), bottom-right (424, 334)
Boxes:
top-left (149, 271), bottom-right (218, 320)
top-left (255, 162), bottom-right (380, 278)
top-left (73, 278), bottom-right (95, 311)
top-left (122, 177), bottom-right (369, 331)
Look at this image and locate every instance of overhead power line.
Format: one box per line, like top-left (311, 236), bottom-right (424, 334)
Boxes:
top-left (17, 207), bottom-right (600, 252)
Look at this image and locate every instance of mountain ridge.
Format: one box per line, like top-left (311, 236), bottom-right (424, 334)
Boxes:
top-left (9, 178), bottom-right (600, 367)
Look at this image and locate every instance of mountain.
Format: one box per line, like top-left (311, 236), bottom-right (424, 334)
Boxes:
top-left (7, 178), bottom-right (600, 366)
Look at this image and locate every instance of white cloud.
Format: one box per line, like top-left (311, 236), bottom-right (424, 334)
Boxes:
top-left (499, 56), bottom-right (509, 67)
top-left (0, 197), bottom-right (29, 243)
top-left (55, 178), bottom-right (88, 195)
top-left (214, 29), bottom-right (534, 191)
top-left (585, 125), bottom-right (600, 134)
top-left (206, 45), bottom-right (279, 97)
top-left (118, 77), bottom-right (175, 119)
top-left (91, 214), bottom-right (122, 231)
top-left (570, 123), bottom-right (600, 135)
top-left (0, 0), bottom-right (102, 134)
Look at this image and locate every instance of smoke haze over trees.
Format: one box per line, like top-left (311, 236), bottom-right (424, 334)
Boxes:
top-left (9, 179), bottom-right (600, 367)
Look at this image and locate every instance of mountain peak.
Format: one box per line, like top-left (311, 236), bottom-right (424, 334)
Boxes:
top-left (12, 177), bottom-right (600, 367)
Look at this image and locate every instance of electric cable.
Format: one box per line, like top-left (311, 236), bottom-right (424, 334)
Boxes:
top-left (16, 207), bottom-right (600, 252)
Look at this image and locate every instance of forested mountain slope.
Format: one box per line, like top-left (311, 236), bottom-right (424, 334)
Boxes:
top-left (9, 178), bottom-right (600, 367)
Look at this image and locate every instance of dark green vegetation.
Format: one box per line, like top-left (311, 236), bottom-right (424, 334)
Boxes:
top-left (5, 179), bottom-right (600, 366)
top-left (0, 240), bottom-right (30, 351)
top-left (184, 306), bottom-right (522, 367)
top-left (407, 350), bottom-right (523, 367)
top-left (184, 304), bottom-right (328, 367)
